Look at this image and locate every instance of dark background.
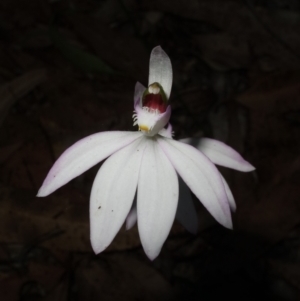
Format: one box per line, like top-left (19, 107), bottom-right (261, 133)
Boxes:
top-left (0, 0), bottom-right (300, 300)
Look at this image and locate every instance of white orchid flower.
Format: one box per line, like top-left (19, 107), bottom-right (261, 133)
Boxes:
top-left (37, 46), bottom-right (255, 260)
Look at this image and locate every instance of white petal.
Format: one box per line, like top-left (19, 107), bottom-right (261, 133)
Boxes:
top-left (137, 138), bottom-right (178, 260)
top-left (221, 175), bottom-right (236, 212)
top-left (148, 46), bottom-right (173, 99)
top-left (126, 200), bottom-right (137, 230)
top-left (158, 123), bottom-right (173, 139)
top-left (180, 137), bottom-right (255, 172)
top-left (158, 138), bottom-right (232, 229)
top-left (134, 82), bottom-right (146, 105)
top-left (90, 136), bottom-right (146, 254)
top-left (176, 176), bottom-right (198, 234)
top-left (37, 131), bottom-right (143, 197)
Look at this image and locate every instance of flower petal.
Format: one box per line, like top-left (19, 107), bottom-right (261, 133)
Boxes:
top-left (90, 136), bottom-right (146, 254)
top-left (221, 175), bottom-right (236, 212)
top-left (134, 82), bottom-right (146, 105)
top-left (126, 200), bottom-right (137, 230)
top-left (137, 138), bottom-right (178, 260)
top-left (158, 138), bottom-right (232, 229)
top-left (134, 100), bottom-right (171, 136)
top-left (176, 176), bottom-right (198, 234)
top-left (158, 123), bottom-right (173, 139)
top-left (148, 46), bottom-right (173, 99)
top-left (37, 131), bottom-right (142, 197)
top-left (180, 138), bottom-right (255, 172)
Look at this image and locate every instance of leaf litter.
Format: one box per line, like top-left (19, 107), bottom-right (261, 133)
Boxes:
top-left (0, 0), bottom-right (300, 300)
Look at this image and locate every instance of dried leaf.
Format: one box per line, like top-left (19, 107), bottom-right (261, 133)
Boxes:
top-left (50, 27), bottom-right (115, 75)
top-left (0, 142), bottom-right (22, 164)
top-left (140, 0), bottom-right (300, 69)
top-left (237, 71), bottom-right (300, 111)
top-left (0, 69), bottom-right (46, 126)
top-left (75, 254), bottom-right (175, 301)
top-left (0, 184), bottom-right (145, 252)
top-left (196, 33), bottom-right (250, 70)
top-left (67, 14), bottom-right (149, 80)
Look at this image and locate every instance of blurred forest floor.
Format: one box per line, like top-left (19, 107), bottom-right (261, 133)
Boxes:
top-left (0, 0), bottom-right (300, 300)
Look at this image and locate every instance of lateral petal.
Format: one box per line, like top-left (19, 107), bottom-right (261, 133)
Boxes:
top-left (159, 123), bottom-right (173, 139)
top-left (180, 137), bottom-right (255, 172)
top-left (126, 200), bottom-right (137, 230)
top-left (134, 82), bottom-right (146, 105)
top-left (176, 176), bottom-right (198, 234)
top-left (221, 175), bottom-right (236, 212)
top-left (90, 136), bottom-right (146, 254)
top-left (37, 131), bottom-right (142, 197)
top-left (158, 138), bottom-right (232, 229)
top-left (137, 138), bottom-right (178, 260)
top-left (148, 46), bottom-right (173, 99)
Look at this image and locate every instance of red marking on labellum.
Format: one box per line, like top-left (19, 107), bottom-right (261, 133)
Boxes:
top-left (143, 94), bottom-right (167, 113)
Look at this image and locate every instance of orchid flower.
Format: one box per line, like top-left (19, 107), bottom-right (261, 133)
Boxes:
top-left (37, 46), bottom-right (255, 260)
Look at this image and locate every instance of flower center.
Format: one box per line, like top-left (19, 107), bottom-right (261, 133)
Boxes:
top-left (143, 94), bottom-right (167, 113)
top-left (142, 82), bottom-right (167, 113)
top-left (133, 82), bottom-right (171, 136)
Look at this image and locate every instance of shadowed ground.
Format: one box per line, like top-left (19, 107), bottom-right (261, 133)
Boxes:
top-left (0, 0), bottom-right (300, 300)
